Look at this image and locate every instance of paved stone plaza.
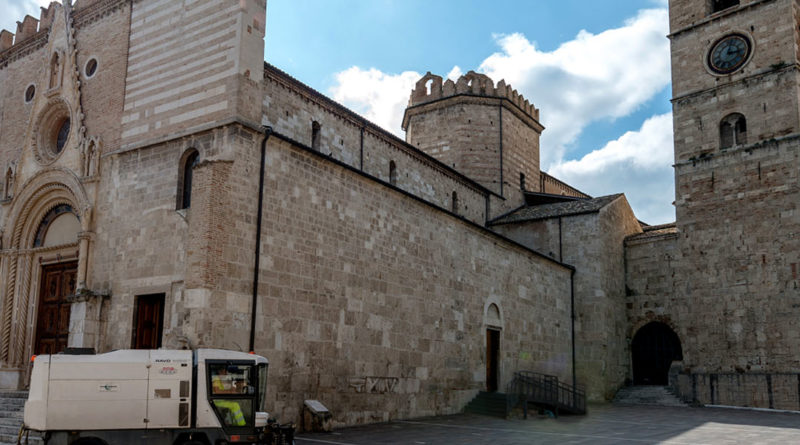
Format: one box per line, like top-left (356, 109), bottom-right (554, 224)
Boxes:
top-left (296, 404), bottom-right (800, 444)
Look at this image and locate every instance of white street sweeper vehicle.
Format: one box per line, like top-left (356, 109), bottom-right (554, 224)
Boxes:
top-left (22, 349), bottom-right (295, 445)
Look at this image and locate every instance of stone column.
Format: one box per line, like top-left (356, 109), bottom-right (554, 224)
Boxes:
top-left (76, 204), bottom-right (92, 291)
top-left (0, 251), bottom-right (18, 363)
top-left (76, 231), bottom-right (91, 290)
top-left (12, 252), bottom-right (33, 366)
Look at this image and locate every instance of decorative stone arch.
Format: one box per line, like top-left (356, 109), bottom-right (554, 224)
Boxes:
top-left (629, 316), bottom-right (684, 385)
top-left (5, 168), bottom-right (91, 249)
top-left (628, 314), bottom-right (680, 341)
top-left (0, 168), bottom-right (92, 372)
top-left (483, 298), bottom-right (505, 329)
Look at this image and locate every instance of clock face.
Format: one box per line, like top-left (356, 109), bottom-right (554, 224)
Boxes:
top-left (708, 34), bottom-right (752, 74)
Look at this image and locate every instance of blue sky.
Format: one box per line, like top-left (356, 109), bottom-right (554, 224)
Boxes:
top-left (1, 0), bottom-right (675, 224)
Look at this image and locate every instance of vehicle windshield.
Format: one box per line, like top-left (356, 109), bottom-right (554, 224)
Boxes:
top-left (208, 363), bottom-right (255, 428)
top-left (258, 364), bottom-right (268, 412)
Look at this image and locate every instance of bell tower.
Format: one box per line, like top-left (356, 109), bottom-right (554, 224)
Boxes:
top-left (669, 0), bottom-right (800, 161)
top-left (665, 0), bottom-right (800, 378)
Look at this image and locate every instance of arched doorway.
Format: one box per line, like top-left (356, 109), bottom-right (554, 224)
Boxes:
top-left (31, 204), bottom-right (80, 355)
top-left (631, 322), bottom-right (682, 385)
top-left (484, 303), bottom-right (503, 392)
top-left (0, 169), bottom-right (91, 377)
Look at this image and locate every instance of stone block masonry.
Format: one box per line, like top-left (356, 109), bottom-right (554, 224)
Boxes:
top-left (250, 135), bottom-right (574, 426)
top-left (262, 64), bottom-right (489, 226)
top-left (120, 0), bottom-right (266, 148)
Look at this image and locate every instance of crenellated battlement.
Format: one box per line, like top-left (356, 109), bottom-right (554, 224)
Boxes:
top-left (408, 71), bottom-right (540, 121)
top-left (0, 2), bottom-right (61, 52)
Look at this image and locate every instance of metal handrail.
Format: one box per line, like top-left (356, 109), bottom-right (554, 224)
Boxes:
top-left (505, 371), bottom-right (586, 417)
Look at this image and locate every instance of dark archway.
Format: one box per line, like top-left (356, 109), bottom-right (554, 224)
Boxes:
top-left (632, 322), bottom-right (683, 385)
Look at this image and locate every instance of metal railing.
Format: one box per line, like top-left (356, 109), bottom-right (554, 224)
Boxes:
top-left (506, 371), bottom-right (586, 417)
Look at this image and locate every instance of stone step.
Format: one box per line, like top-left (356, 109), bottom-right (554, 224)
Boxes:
top-left (0, 427), bottom-right (43, 445)
top-left (0, 399), bottom-right (25, 410)
top-left (613, 385), bottom-right (687, 407)
top-left (464, 391), bottom-right (508, 418)
top-left (0, 391), bottom-right (33, 445)
top-left (0, 418), bottom-right (22, 427)
top-left (0, 434), bottom-right (43, 445)
top-left (0, 412), bottom-right (22, 420)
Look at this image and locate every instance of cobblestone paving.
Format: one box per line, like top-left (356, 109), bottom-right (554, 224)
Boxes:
top-left (297, 404), bottom-right (800, 444)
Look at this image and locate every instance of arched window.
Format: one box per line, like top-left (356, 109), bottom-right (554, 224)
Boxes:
top-left (311, 121), bottom-right (321, 151)
top-left (177, 149), bottom-right (199, 210)
top-left (451, 191), bottom-right (458, 213)
top-left (711, 0), bottom-right (739, 13)
top-left (389, 160), bottom-right (397, 186)
top-left (33, 204), bottom-right (80, 248)
top-left (720, 113), bottom-right (747, 149)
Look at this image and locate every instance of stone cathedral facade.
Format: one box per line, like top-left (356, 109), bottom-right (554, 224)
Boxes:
top-left (0, 0), bottom-right (798, 426)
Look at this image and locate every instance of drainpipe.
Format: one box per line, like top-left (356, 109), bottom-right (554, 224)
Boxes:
top-left (571, 268), bottom-right (577, 403)
top-left (249, 126), bottom-right (272, 353)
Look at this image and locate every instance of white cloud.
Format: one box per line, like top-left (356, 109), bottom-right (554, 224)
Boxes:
top-left (329, 6), bottom-right (673, 223)
top-left (478, 8), bottom-right (671, 168)
top-left (0, 0), bottom-right (58, 35)
top-left (330, 67), bottom-right (422, 134)
top-left (330, 8), bottom-right (670, 169)
top-left (446, 65), bottom-right (462, 82)
top-left (549, 113), bottom-right (676, 225)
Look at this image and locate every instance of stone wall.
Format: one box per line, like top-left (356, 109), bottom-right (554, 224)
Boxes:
top-left (404, 100), bottom-right (504, 194)
top-left (672, 371), bottom-right (800, 410)
top-left (670, 0), bottom-right (799, 161)
top-left (91, 120), bottom-right (575, 425)
top-left (119, 0), bottom-right (266, 148)
top-left (401, 71), bottom-right (543, 216)
top-left (94, 125), bottom-right (259, 351)
top-left (492, 195), bottom-right (642, 400)
top-left (672, 135), bottom-right (800, 377)
top-left (249, 135), bottom-right (573, 425)
top-left (262, 65), bottom-right (488, 225)
top-left (625, 227), bottom-right (680, 334)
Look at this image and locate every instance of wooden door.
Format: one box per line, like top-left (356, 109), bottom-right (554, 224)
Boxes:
top-left (486, 329), bottom-right (500, 392)
top-left (34, 262), bottom-right (77, 355)
top-left (132, 294), bottom-right (164, 349)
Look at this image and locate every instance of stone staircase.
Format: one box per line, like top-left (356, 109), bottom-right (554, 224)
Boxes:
top-left (613, 386), bottom-right (687, 407)
top-left (463, 391), bottom-right (508, 418)
top-left (0, 391), bottom-right (41, 445)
